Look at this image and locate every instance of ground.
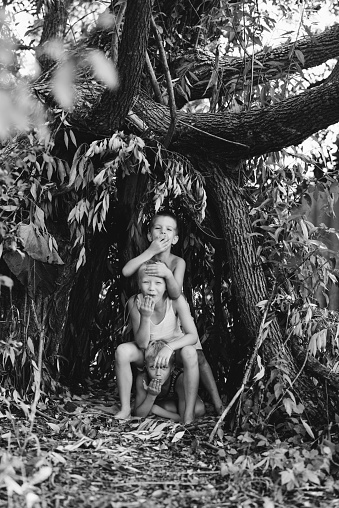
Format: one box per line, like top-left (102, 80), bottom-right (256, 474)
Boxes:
top-left (1, 383), bottom-right (339, 508)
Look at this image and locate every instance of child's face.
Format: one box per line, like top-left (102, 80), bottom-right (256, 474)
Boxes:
top-left (149, 215), bottom-right (178, 245)
top-left (146, 361), bottom-right (171, 384)
top-left (139, 271), bottom-right (166, 303)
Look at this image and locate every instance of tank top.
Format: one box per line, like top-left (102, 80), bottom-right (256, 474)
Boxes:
top-left (137, 296), bottom-right (202, 349)
top-left (149, 298), bottom-right (183, 343)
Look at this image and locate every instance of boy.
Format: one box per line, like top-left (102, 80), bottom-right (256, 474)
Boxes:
top-left (122, 211), bottom-right (223, 414)
top-left (122, 211), bottom-right (185, 300)
top-left (115, 261), bottom-right (200, 424)
top-left (135, 340), bottom-right (205, 421)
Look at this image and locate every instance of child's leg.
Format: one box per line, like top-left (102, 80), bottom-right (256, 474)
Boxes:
top-left (115, 342), bottom-right (144, 419)
top-left (197, 350), bottom-right (223, 415)
top-left (175, 374), bottom-right (205, 419)
top-left (179, 345), bottom-right (199, 424)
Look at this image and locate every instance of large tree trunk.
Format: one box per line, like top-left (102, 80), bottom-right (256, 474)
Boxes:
top-left (202, 162), bottom-right (326, 419)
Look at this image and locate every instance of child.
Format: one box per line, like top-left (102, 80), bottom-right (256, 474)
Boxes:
top-left (122, 211), bottom-right (185, 300)
top-left (135, 340), bottom-right (205, 421)
top-left (122, 211), bottom-right (223, 414)
top-left (115, 261), bottom-right (200, 424)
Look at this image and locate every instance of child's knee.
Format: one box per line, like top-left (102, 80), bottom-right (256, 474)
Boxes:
top-left (180, 345), bottom-right (198, 366)
top-left (115, 343), bottom-right (137, 363)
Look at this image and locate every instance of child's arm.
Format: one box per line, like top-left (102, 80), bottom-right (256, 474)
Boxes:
top-left (153, 295), bottom-right (198, 367)
top-left (151, 404), bottom-right (181, 421)
top-left (128, 295), bottom-right (153, 349)
top-left (134, 375), bottom-right (161, 417)
top-left (122, 238), bottom-right (171, 277)
top-left (144, 258), bottom-right (186, 300)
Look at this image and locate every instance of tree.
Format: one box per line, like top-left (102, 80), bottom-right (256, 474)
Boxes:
top-left (1, 0), bottom-right (339, 428)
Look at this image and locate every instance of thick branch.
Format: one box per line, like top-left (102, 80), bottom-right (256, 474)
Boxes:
top-left (36, 0), bottom-right (69, 73)
top-left (83, 0), bottom-right (152, 133)
top-left (173, 24), bottom-right (339, 103)
top-left (134, 79), bottom-right (339, 160)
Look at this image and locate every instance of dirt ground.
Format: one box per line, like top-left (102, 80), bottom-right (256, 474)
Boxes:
top-left (1, 387), bottom-right (339, 508)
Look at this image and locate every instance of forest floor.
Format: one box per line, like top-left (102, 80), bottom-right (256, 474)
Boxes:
top-left (1, 382), bottom-right (339, 508)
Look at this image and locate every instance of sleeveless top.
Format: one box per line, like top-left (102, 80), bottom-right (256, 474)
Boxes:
top-left (136, 296), bottom-right (202, 349)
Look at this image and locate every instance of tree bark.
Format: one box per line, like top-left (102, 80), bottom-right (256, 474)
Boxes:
top-left (36, 0), bottom-right (69, 73)
top-left (83, 0), bottom-right (152, 134)
top-left (172, 24), bottom-right (339, 103)
top-left (133, 80), bottom-right (339, 160)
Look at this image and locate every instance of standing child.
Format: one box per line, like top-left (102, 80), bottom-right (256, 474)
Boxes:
top-left (135, 340), bottom-right (205, 421)
top-left (122, 211), bottom-right (223, 414)
top-left (115, 261), bottom-right (200, 424)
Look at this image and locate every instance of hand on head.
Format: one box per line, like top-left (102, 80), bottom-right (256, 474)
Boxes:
top-left (145, 261), bottom-right (170, 278)
top-left (154, 345), bottom-right (173, 369)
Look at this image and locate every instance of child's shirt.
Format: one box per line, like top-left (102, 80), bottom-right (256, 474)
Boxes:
top-left (135, 295), bottom-right (202, 349)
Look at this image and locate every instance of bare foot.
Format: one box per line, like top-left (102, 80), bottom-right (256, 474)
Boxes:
top-left (114, 409), bottom-right (131, 420)
top-left (183, 412), bottom-right (195, 425)
top-left (215, 405), bottom-right (224, 416)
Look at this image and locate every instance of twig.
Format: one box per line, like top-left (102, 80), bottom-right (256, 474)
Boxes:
top-left (145, 51), bottom-right (164, 104)
top-left (177, 118), bottom-right (250, 148)
top-left (24, 299), bottom-right (45, 447)
top-left (265, 348), bottom-right (309, 422)
top-left (208, 386), bottom-right (244, 442)
top-left (209, 45), bottom-right (220, 113)
top-left (209, 281), bottom-right (278, 442)
top-left (111, 1), bottom-right (127, 65)
top-left (150, 16), bottom-right (177, 148)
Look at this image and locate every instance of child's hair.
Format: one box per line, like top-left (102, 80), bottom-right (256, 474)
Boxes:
top-left (149, 211), bottom-right (178, 232)
top-left (145, 340), bottom-right (175, 366)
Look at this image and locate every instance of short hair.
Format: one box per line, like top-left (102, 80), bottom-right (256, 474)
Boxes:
top-left (145, 340), bottom-right (175, 365)
top-left (149, 211), bottom-right (178, 232)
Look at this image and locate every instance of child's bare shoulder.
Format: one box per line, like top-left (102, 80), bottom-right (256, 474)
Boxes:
top-left (169, 254), bottom-right (185, 270)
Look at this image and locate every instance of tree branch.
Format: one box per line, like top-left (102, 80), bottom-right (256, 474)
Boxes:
top-left (133, 79), bottom-right (339, 160)
top-left (173, 24), bottom-right (339, 104)
top-left (150, 16), bottom-right (177, 148)
top-left (145, 52), bottom-right (164, 104)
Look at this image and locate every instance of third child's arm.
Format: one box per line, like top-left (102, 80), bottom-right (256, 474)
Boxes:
top-left (122, 238), bottom-right (171, 277)
top-left (153, 295), bottom-right (198, 367)
top-left (151, 405), bottom-right (181, 421)
top-left (164, 257), bottom-right (185, 300)
top-left (144, 257), bottom-right (186, 300)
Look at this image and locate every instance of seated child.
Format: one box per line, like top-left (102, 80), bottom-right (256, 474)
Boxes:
top-left (135, 340), bottom-right (205, 421)
top-left (115, 260), bottom-right (200, 424)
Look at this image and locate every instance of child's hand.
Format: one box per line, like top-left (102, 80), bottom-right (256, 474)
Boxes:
top-left (154, 346), bottom-right (174, 368)
top-left (145, 261), bottom-right (171, 279)
top-left (143, 378), bottom-right (162, 397)
top-left (136, 295), bottom-right (155, 317)
top-left (149, 237), bottom-right (171, 255)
